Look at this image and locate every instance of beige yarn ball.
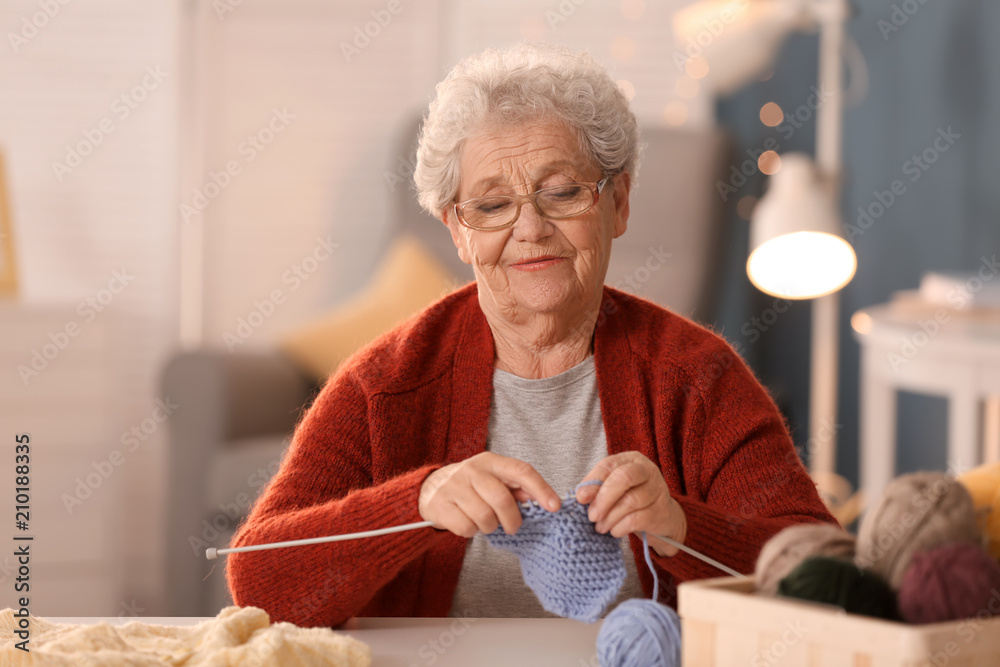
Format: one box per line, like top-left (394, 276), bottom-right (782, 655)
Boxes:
top-left (856, 471), bottom-right (981, 589)
top-left (754, 523), bottom-right (856, 596)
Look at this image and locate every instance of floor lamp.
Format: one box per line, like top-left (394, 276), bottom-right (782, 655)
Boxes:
top-left (675, 0), bottom-right (861, 522)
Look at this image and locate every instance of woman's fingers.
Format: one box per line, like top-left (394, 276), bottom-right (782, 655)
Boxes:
top-left (511, 488), bottom-right (533, 503)
top-left (490, 456), bottom-right (561, 512)
top-left (418, 453), bottom-right (557, 538)
top-left (594, 487), bottom-right (656, 534)
top-left (587, 458), bottom-right (648, 524)
top-left (598, 504), bottom-right (681, 555)
top-left (576, 452), bottom-right (642, 505)
top-left (647, 532), bottom-right (681, 556)
top-left (419, 451), bottom-right (684, 550)
top-left (433, 499), bottom-right (479, 538)
top-left (577, 452), bottom-right (685, 553)
top-left (576, 458), bottom-right (615, 503)
top-left (453, 490), bottom-right (503, 536)
top-left (471, 473), bottom-right (524, 535)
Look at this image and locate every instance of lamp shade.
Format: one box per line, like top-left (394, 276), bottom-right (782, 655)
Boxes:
top-left (747, 153), bottom-right (856, 299)
top-left (673, 0), bottom-right (811, 95)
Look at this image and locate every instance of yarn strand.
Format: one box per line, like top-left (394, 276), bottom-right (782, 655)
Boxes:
top-left (641, 532), bottom-right (659, 603)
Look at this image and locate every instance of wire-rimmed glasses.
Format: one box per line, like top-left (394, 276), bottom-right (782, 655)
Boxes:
top-left (453, 177), bottom-right (610, 231)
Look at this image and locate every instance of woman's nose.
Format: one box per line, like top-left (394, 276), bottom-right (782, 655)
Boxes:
top-left (510, 200), bottom-right (554, 242)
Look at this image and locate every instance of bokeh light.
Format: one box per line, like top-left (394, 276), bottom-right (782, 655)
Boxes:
top-left (737, 195), bottom-right (758, 220)
top-left (759, 150), bottom-right (782, 175)
top-left (685, 56), bottom-right (709, 80)
top-left (610, 36), bottom-right (636, 61)
top-left (759, 102), bottom-right (784, 127)
top-left (617, 79), bottom-right (635, 101)
top-left (663, 102), bottom-right (688, 126)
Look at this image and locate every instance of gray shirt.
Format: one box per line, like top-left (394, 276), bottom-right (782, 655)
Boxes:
top-left (448, 355), bottom-right (644, 618)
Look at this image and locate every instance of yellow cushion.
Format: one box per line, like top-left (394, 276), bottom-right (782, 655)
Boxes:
top-left (278, 235), bottom-right (463, 381)
top-left (957, 462), bottom-right (1000, 559)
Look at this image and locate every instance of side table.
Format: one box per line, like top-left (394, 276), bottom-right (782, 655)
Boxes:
top-left (851, 293), bottom-right (1000, 505)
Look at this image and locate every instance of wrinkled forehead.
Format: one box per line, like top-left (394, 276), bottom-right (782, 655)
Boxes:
top-left (457, 119), bottom-right (598, 198)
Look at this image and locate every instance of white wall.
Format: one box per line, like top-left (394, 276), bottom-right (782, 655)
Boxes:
top-left (189, 0), bottom-right (710, 351)
top-left (188, 0), bottom-right (446, 349)
top-left (0, 0), bottom-right (181, 614)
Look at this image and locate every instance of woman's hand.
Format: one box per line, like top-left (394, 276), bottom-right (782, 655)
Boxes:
top-left (418, 452), bottom-right (561, 538)
top-left (575, 452), bottom-right (687, 556)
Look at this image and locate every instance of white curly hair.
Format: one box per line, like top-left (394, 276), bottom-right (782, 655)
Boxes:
top-left (413, 43), bottom-right (640, 219)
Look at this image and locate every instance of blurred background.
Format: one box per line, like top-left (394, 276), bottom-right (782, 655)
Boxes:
top-left (0, 0), bottom-right (997, 617)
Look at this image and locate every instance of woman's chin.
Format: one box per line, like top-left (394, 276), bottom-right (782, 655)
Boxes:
top-left (507, 277), bottom-right (579, 315)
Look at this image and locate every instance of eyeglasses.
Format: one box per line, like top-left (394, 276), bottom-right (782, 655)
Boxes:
top-left (453, 177), bottom-right (610, 231)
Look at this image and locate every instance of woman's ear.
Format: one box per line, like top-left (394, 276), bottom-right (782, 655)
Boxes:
top-left (611, 172), bottom-right (631, 239)
top-left (441, 208), bottom-right (472, 265)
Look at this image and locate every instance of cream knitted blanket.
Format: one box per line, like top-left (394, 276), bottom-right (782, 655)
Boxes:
top-left (0, 605), bottom-right (370, 666)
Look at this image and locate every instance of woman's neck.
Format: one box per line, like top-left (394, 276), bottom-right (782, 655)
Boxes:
top-left (485, 303), bottom-right (600, 380)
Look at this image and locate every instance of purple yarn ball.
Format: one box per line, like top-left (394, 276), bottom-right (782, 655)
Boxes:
top-left (898, 542), bottom-right (1000, 624)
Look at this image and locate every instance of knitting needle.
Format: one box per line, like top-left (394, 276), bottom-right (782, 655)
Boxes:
top-left (652, 533), bottom-right (748, 579)
top-left (208, 493), bottom-right (576, 559)
top-left (206, 517), bottom-right (747, 581)
top-left (206, 495), bottom-right (563, 559)
top-left (205, 521), bottom-right (435, 559)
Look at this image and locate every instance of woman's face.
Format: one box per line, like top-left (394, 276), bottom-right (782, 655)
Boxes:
top-left (443, 119), bottom-right (630, 322)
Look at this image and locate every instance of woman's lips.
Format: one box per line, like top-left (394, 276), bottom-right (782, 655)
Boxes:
top-left (511, 256), bottom-right (564, 271)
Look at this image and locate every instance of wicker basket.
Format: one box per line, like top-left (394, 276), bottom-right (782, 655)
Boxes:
top-left (678, 576), bottom-right (1000, 666)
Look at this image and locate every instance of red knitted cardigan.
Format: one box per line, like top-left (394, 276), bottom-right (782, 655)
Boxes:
top-left (226, 282), bottom-right (837, 627)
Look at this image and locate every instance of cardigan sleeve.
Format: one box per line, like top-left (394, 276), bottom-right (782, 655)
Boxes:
top-left (225, 367), bottom-right (448, 628)
top-left (651, 342), bottom-right (839, 583)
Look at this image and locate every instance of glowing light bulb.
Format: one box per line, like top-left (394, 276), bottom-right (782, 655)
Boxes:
top-left (748, 232), bottom-right (857, 299)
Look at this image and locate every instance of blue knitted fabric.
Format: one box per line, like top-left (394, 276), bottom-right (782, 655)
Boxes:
top-left (485, 489), bottom-right (627, 623)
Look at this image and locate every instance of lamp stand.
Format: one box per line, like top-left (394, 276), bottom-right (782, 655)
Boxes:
top-left (810, 0), bottom-right (865, 523)
top-left (809, 293), bottom-right (840, 483)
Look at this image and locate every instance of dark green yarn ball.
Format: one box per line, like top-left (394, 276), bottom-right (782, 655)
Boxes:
top-left (777, 556), bottom-right (900, 621)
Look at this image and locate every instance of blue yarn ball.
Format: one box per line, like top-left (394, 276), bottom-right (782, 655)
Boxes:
top-left (597, 598), bottom-right (682, 667)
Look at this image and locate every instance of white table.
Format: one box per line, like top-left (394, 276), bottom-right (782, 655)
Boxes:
top-left (851, 295), bottom-right (1000, 505)
top-left (46, 616), bottom-right (604, 666)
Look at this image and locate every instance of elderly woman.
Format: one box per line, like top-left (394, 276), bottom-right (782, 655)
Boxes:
top-left (226, 44), bottom-right (836, 627)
